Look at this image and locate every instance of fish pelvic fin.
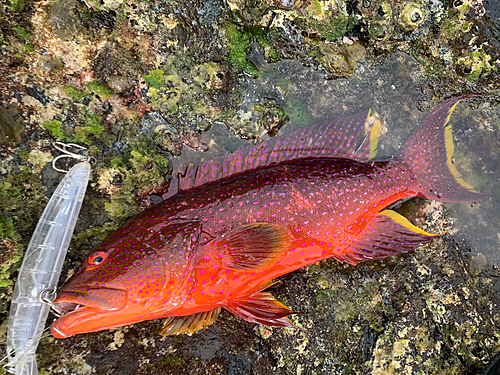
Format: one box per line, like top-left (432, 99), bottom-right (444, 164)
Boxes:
top-left (205, 223), bottom-right (291, 271)
top-left (335, 210), bottom-right (439, 265)
top-left (225, 290), bottom-right (298, 329)
top-left (160, 308), bottom-right (221, 336)
top-left (401, 96), bottom-right (486, 202)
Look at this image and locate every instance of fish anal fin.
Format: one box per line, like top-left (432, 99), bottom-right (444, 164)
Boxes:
top-left (206, 223), bottom-right (291, 271)
top-left (337, 209), bottom-right (439, 265)
top-left (160, 308), bottom-right (221, 336)
top-left (225, 291), bottom-right (298, 329)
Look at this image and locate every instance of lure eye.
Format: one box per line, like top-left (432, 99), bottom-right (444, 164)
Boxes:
top-left (88, 251), bottom-right (107, 266)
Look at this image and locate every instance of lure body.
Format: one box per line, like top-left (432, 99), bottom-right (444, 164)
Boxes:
top-left (6, 162), bottom-right (90, 375)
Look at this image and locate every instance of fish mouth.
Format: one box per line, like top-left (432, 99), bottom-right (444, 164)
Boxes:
top-left (55, 301), bottom-right (90, 315)
top-left (50, 288), bottom-right (127, 338)
top-left (54, 288), bottom-right (127, 312)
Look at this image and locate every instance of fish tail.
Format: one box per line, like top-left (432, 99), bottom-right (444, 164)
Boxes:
top-left (401, 95), bottom-right (486, 202)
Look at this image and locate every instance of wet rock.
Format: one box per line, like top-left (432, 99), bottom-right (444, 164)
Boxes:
top-left (0, 105), bottom-right (24, 145)
top-left (93, 44), bottom-right (142, 94)
top-left (37, 54), bottom-right (64, 73)
top-left (77, 9), bottom-right (116, 32)
top-left (318, 40), bottom-right (366, 77)
top-left (469, 252), bottom-right (488, 276)
top-left (44, 0), bottom-right (85, 41)
top-left (254, 98), bottom-right (289, 136)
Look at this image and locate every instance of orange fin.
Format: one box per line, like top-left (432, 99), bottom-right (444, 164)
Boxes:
top-left (206, 223), bottom-right (291, 271)
top-left (225, 291), bottom-right (297, 329)
top-left (334, 209), bottom-right (439, 266)
top-left (160, 308), bottom-right (221, 336)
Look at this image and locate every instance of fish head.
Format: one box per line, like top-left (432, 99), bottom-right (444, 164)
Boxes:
top-left (50, 219), bottom-right (202, 338)
top-left (50, 237), bottom-right (169, 338)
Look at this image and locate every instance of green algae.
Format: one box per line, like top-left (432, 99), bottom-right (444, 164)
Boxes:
top-left (458, 47), bottom-right (497, 82)
top-left (97, 143), bottom-right (169, 220)
top-left (13, 26), bottom-right (29, 42)
top-left (144, 69), bottom-right (166, 89)
top-left (157, 355), bottom-right (183, 366)
top-left (71, 112), bottom-right (106, 145)
top-left (43, 120), bottom-right (64, 138)
top-left (0, 217), bottom-right (16, 240)
top-left (87, 81), bottom-right (114, 100)
top-left (285, 96), bottom-right (315, 126)
top-left (0, 166), bottom-right (46, 288)
top-left (43, 106), bottom-right (108, 145)
top-left (297, 12), bottom-right (352, 42)
top-left (226, 22), bottom-right (259, 77)
top-left (9, 0), bottom-right (25, 12)
top-left (62, 86), bottom-right (87, 101)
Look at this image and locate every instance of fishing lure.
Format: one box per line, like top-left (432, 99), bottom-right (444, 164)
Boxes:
top-left (5, 143), bottom-right (90, 375)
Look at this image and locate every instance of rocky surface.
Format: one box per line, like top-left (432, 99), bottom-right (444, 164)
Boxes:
top-left (1, 0), bottom-right (500, 374)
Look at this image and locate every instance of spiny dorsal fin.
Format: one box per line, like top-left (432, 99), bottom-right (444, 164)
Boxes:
top-left (205, 223), bottom-right (291, 271)
top-left (160, 308), bottom-right (221, 336)
top-left (178, 110), bottom-right (378, 191)
top-left (332, 209), bottom-right (439, 265)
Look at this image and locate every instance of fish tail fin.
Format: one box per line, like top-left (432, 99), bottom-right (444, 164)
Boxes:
top-left (400, 95), bottom-right (486, 202)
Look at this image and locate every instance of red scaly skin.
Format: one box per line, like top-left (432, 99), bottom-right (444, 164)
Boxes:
top-left (51, 157), bottom-right (418, 337)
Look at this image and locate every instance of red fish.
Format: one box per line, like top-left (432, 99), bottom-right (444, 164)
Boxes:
top-left (50, 97), bottom-right (484, 338)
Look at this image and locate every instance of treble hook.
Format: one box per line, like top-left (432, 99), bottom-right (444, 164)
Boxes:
top-left (38, 286), bottom-right (64, 317)
top-left (52, 142), bottom-right (91, 173)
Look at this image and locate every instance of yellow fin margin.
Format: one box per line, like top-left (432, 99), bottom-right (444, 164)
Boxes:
top-left (378, 210), bottom-right (440, 237)
top-left (364, 108), bottom-right (380, 161)
top-left (444, 124), bottom-right (477, 191)
top-left (369, 119), bottom-right (380, 160)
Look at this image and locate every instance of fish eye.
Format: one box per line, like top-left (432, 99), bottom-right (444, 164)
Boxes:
top-left (88, 251), bottom-right (107, 266)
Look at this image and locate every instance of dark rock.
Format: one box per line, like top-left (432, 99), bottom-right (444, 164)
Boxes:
top-left (26, 84), bottom-right (48, 105)
top-left (44, 0), bottom-right (85, 41)
top-left (93, 44), bottom-right (142, 94)
top-left (0, 105), bottom-right (24, 145)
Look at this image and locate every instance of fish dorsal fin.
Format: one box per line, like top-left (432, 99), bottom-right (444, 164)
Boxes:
top-left (160, 308), bottom-right (221, 336)
top-left (178, 110), bottom-right (378, 191)
top-left (333, 210), bottom-right (439, 266)
top-left (225, 291), bottom-right (297, 329)
top-left (205, 223), bottom-right (291, 271)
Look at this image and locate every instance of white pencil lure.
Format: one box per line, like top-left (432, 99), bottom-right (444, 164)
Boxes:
top-left (5, 143), bottom-right (91, 375)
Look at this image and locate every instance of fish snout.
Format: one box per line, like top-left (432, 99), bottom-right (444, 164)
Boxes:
top-left (50, 287), bottom-right (127, 338)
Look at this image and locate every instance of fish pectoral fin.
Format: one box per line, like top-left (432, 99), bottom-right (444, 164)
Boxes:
top-left (208, 223), bottom-right (291, 271)
top-left (225, 291), bottom-right (298, 329)
top-left (335, 209), bottom-right (440, 265)
top-left (160, 308), bottom-right (221, 336)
